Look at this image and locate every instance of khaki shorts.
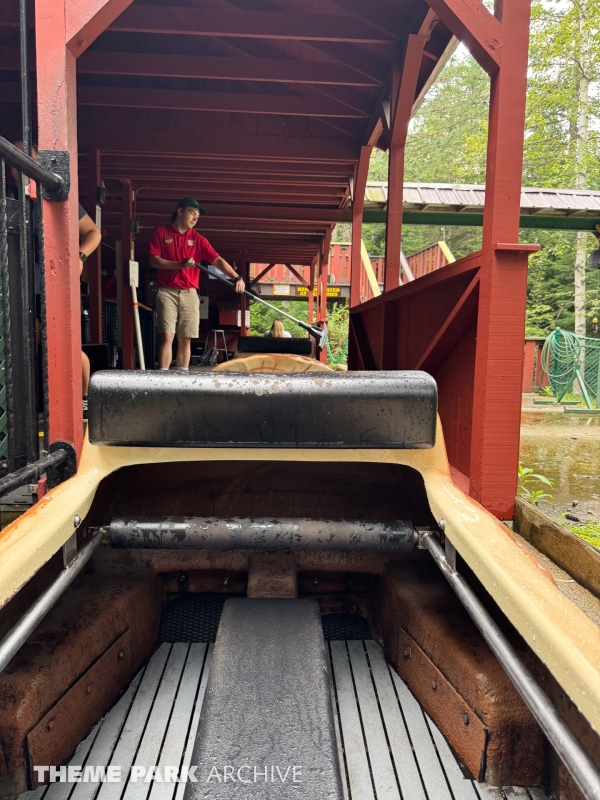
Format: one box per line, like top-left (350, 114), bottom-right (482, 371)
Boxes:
top-left (156, 287), bottom-right (200, 338)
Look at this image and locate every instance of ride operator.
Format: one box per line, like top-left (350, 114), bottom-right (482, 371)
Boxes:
top-left (149, 198), bottom-right (245, 371)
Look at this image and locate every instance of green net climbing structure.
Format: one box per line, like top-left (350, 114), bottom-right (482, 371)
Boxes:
top-left (541, 328), bottom-right (600, 408)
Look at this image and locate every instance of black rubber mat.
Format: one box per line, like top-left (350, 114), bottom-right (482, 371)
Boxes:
top-left (157, 593), bottom-right (230, 644)
top-left (157, 593), bottom-right (372, 643)
top-left (321, 612), bottom-right (372, 640)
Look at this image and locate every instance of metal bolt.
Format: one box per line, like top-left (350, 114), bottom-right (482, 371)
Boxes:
top-left (463, 713), bottom-right (470, 725)
top-left (117, 650), bottom-right (125, 660)
top-left (431, 680), bottom-right (437, 690)
top-left (178, 573), bottom-right (186, 583)
top-left (313, 578), bottom-right (319, 586)
top-left (73, 515), bottom-right (81, 528)
top-left (223, 578), bottom-right (229, 587)
top-left (403, 647), bottom-right (411, 659)
top-left (438, 518), bottom-right (446, 533)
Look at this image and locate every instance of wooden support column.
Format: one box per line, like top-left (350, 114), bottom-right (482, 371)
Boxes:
top-left (85, 148), bottom-right (102, 343)
top-left (350, 145), bottom-right (372, 308)
top-left (308, 256), bottom-right (316, 325)
top-left (468, 0), bottom-right (533, 517)
top-left (318, 230), bottom-right (332, 364)
top-left (384, 34), bottom-right (426, 293)
top-left (35, 0), bottom-right (82, 457)
top-left (120, 179), bottom-right (134, 369)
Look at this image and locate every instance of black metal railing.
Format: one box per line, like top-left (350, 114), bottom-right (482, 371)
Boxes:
top-left (0, 0), bottom-right (71, 496)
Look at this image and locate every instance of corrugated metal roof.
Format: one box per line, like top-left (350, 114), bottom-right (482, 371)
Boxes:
top-left (365, 182), bottom-right (600, 217)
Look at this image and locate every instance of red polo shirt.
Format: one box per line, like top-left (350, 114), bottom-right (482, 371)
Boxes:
top-left (148, 224), bottom-right (220, 290)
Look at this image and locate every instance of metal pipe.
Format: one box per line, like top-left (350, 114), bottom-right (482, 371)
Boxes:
top-left (0, 137), bottom-right (64, 195)
top-left (109, 516), bottom-right (415, 552)
top-left (423, 533), bottom-right (600, 800)
top-left (0, 531), bottom-right (103, 674)
top-left (0, 161), bottom-right (14, 468)
top-left (0, 448), bottom-right (67, 498)
top-left (19, 0), bottom-right (31, 160)
top-left (194, 261), bottom-right (327, 346)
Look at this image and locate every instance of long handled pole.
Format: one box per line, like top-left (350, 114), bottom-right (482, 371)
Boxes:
top-left (195, 262), bottom-right (327, 347)
top-left (131, 284), bottom-right (145, 370)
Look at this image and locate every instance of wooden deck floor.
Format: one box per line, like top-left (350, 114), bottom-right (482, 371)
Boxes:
top-left (21, 642), bottom-right (548, 800)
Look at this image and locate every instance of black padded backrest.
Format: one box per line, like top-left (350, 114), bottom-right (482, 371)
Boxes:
top-left (88, 370), bottom-right (437, 449)
top-left (237, 336), bottom-right (312, 355)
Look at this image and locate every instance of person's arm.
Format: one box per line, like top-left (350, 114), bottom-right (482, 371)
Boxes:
top-left (78, 214), bottom-right (102, 274)
top-left (212, 256), bottom-right (245, 293)
top-left (149, 254), bottom-right (195, 271)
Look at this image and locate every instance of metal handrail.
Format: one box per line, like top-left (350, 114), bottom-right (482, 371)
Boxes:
top-left (0, 136), bottom-right (64, 195)
top-left (424, 533), bottom-right (600, 800)
top-left (0, 531), bottom-right (103, 674)
top-left (0, 449), bottom-right (67, 499)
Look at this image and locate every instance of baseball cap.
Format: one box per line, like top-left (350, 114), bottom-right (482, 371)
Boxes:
top-left (176, 197), bottom-right (207, 215)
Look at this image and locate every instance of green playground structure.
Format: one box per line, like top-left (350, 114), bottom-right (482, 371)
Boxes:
top-left (541, 328), bottom-right (600, 412)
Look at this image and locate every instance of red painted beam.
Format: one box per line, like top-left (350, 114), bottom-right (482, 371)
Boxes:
top-left (384, 33), bottom-right (426, 293)
top-left (78, 125), bottom-right (360, 162)
top-left (415, 273), bottom-right (480, 373)
top-left (469, 0), bottom-right (532, 517)
top-left (35, 0), bottom-right (82, 458)
top-left (284, 264), bottom-right (309, 287)
top-left (75, 85), bottom-right (369, 118)
top-left (94, 173), bottom-right (350, 188)
top-left (425, 0), bottom-right (502, 74)
top-left (77, 50), bottom-right (378, 86)
top-left (326, 0), bottom-right (407, 36)
top-left (66, 0), bottom-right (134, 57)
top-left (350, 145), bottom-right (371, 308)
top-left (109, 7), bottom-right (396, 44)
top-left (103, 203), bottom-right (348, 223)
top-left (522, 340), bottom-right (535, 393)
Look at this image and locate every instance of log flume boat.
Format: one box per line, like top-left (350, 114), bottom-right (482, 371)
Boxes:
top-left (1, 356), bottom-right (599, 800)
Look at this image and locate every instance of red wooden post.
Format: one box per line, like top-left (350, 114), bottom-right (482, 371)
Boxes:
top-left (35, 0), bottom-right (83, 456)
top-left (533, 340), bottom-right (546, 390)
top-left (522, 340), bottom-right (536, 393)
top-left (85, 148), bottom-right (102, 343)
top-left (308, 256), bottom-right (316, 324)
top-left (384, 34), bottom-right (426, 293)
top-left (468, 0), bottom-right (533, 517)
top-left (350, 145), bottom-right (372, 308)
top-left (120, 179), bottom-right (135, 369)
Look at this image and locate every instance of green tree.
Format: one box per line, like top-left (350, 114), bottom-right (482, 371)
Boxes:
top-left (336, 1), bottom-right (600, 336)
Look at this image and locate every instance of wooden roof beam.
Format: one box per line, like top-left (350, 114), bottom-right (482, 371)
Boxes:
top-left (424, 0), bottom-right (502, 74)
top-left (76, 50), bottom-right (378, 87)
top-left (109, 6), bottom-right (395, 44)
top-left (78, 126), bottom-right (360, 162)
top-left (75, 85), bottom-right (369, 118)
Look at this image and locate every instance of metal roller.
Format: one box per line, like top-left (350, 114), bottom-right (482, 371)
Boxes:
top-left (108, 516), bottom-right (415, 552)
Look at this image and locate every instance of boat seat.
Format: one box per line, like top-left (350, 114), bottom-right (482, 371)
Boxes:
top-left (87, 369), bottom-right (437, 448)
top-left (182, 598), bottom-right (344, 800)
top-left (237, 335), bottom-right (312, 355)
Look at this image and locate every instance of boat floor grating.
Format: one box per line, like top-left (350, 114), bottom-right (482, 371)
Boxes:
top-left (20, 642), bottom-right (549, 800)
top-left (157, 594), bottom-right (373, 644)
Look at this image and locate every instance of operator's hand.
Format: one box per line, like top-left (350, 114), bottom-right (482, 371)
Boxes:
top-left (180, 258), bottom-right (195, 269)
top-left (234, 278), bottom-right (245, 294)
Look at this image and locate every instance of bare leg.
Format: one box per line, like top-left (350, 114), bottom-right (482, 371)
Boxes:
top-left (159, 332), bottom-right (175, 369)
top-left (81, 351), bottom-right (90, 397)
top-left (176, 337), bottom-right (191, 369)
